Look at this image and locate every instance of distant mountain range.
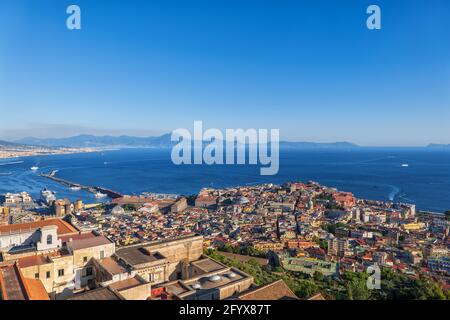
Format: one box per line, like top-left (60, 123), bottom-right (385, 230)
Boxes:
top-left (13, 134), bottom-right (359, 149)
top-left (0, 140), bottom-right (27, 147)
top-left (14, 134), bottom-right (173, 148)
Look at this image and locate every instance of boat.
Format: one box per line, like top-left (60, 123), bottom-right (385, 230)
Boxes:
top-left (94, 192), bottom-right (107, 199)
top-left (30, 166), bottom-right (39, 171)
top-left (40, 188), bottom-right (56, 205)
top-left (401, 164), bottom-right (409, 167)
top-left (70, 186), bottom-right (81, 191)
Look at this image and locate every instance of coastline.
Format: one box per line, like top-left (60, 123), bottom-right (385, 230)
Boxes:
top-left (0, 147), bottom-right (119, 160)
top-left (0, 147), bottom-right (448, 213)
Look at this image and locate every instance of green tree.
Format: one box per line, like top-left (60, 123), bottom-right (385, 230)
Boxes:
top-left (346, 278), bottom-right (371, 300)
top-left (316, 239), bottom-right (328, 250)
top-left (122, 204), bottom-right (136, 211)
top-left (221, 244), bottom-right (234, 253)
top-left (321, 222), bottom-right (346, 235)
top-left (313, 271), bottom-right (324, 282)
top-left (247, 258), bottom-right (260, 267)
top-left (341, 271), bottom-right (371, 300)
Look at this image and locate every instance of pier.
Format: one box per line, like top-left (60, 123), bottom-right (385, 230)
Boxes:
top-left (39, 171), bottom-right (123, 199)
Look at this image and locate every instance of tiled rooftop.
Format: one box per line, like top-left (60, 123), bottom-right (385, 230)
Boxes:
top-left (68, 234), bottom-right (112, 250)
top-left (0, 218), bottom-right (78, 236)
top-left (98, 257), bottom-right (127, 275)
top-left (237, 280), bottom-right (298, 300)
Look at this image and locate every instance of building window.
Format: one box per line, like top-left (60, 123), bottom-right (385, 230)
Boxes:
top-left (47, 234), bottom-right (52, 245)
top-left (86, 267), bottom-right (93, 276)
top-left (58, 269), bottom-right (64, 277)
top-left (100, 250), bottom-right (105, 259)
top-left (34, 273), bottom-right (39, 279)
top-left (46, 271), bottom-right (51, 279)
top-left (83, 256), bottom-right (88, 263)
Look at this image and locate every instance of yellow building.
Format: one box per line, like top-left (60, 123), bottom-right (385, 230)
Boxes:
top-left (402, 222), bottom-right (426, 231)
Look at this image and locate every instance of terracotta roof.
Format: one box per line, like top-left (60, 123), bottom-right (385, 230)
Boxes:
top-left (59, 232), bottom-right (97, 243)
top-left (0, 218), bottom-right (78, 236)
top-left (24, 278), bottom-right (50, 300)
top-left (98, 257), bottom-right (127, 275)
top-left (0, 265), bottom-right (27, 300)
top-left (238, 280), bottom-right (298, 300)
top-left (0, 264), bottom-right (49, 300)
top-left (68, 235), bottom-right (112, 251)
top-left (17, 254), bottom-right (51, 268)
top-left (307, 293), bottom-right (326, 300)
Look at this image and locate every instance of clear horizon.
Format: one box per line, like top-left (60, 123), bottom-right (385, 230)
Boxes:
top-left (1, 0), bottom-right (449, 146)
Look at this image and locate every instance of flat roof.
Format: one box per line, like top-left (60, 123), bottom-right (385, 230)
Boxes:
top-left (184, 269), bottom-right (246, 291)
top-left (59, 232), bottom-right (98, 243)
top-left (0, 218), bottom-right (78, 236)
top-left (68, 234), bottom-right (112, 251)
top-left (119, 233), bottom-right (201, 250)
top-left (18, 254), bottom-right (51, 268)
top-left (98, 257), bottom-right (127, 275)
top-left (109, 276), bottom-right (146, 292)
top-left (24, 278), bottom-right (50, 300)
top-left (165, 281), bottom-right (190, 295)
top-left (116, 247), bottom-right (165, 266)
top-left (67, 287), bottom-right (122, 300)
top-left (191, 258), bottom-right (226, 274)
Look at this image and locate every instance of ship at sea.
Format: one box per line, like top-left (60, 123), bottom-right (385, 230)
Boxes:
top-left (0, 148), bottom-right (448, 212)
top-left (31, 166), bottom-right (39, 171)
top-left (40, 188), bottom-right (56, 205)
top-left (94, 192), bottom-right (107, 199)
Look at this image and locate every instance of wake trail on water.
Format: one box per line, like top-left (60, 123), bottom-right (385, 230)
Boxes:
top-left (398, 194), bottom-right (415, 203)
top-left (0, 161), bottom-right (24, 166)
top-left (388, 185), bottom-right (400, 201)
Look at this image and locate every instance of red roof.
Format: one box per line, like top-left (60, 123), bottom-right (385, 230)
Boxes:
top-left (0, 218), bottom-right (78, 236)
top-left (17, 255), bottom-right (51, 268)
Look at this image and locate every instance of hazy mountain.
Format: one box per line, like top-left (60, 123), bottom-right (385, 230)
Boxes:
top-left (0, 140), bottom-right (25, 147)
top-left (14, 134), bottom-right (359, 149)
top-left (15, 134), bottom-right (173, 148)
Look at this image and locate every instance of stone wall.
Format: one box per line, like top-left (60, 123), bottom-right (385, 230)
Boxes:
top-left (143, 235), bottom-right (203, 280)
top-left (116, 282), bottom-right (151, 300)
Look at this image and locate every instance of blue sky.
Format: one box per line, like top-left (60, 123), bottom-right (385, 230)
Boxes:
top-left (0, 0), bottom-right (449, 146)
